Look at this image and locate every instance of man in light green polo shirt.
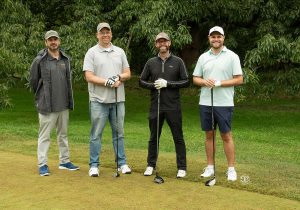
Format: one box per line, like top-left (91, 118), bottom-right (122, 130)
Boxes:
top-left (193, 26), bottom-right (243, 181)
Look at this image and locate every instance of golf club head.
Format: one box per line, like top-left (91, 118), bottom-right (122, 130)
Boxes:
top-left (154, 175), bottom-right (164, 184)
top-left (113, 172), bottom-right (120, 178)
top-left (205, 177), bottom-right (216, 186)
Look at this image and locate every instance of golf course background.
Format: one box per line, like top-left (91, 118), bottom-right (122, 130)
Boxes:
top-left (0, 77), bottom-right (299, 209)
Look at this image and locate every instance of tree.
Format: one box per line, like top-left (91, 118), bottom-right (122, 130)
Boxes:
top-left (0, 0), bottom-right (44, 108)
top-left (1, 0), bottom-right (299, 108)
top-left (244, 0), bottom-right (300, 97)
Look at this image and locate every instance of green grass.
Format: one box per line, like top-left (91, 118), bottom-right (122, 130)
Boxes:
top-left (0, 77), bottom-right (299, 204)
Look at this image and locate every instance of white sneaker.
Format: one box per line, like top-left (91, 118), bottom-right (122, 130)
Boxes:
top-left (227, 169), bottom-right (237, 181)
top-left (118, 164), bottom-right (132, 174)
top-left (143, 166), bottom-right (154, 176)
top-left (176, 170), bottom-right (186, 178)
top-left (200, 167), bottom-right (214, 178)
top-left (89, 167), bottom-right (99, 177)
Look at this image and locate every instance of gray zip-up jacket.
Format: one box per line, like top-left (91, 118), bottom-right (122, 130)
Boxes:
top-left (29, 48), bottom-right (74, 114)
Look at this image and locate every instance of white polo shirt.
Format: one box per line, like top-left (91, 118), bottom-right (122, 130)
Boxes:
top-left (83, 43), bottom-right (129, 103)
top-left (193, 46), bottom-right (243, 106)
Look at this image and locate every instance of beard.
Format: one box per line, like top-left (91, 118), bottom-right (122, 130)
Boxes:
top-left (48, 44), bottom-right (59, 52)
top-left (210, 41), bottom-right (223, 50)
top-left (159, 45), bottom-right (170, 53)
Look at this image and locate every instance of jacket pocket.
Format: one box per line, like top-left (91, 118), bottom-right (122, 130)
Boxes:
top-left (34, 79), bottom-right (43, 97)
top-left (35, 86), bottom-right (46, 110)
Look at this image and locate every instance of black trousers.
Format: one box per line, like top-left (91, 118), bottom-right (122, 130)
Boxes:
top-left (147, 110), bottom-right (187, 170)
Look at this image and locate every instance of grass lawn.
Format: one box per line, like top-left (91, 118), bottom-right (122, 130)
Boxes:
top-left (0, 77), bottom-right (299, 209)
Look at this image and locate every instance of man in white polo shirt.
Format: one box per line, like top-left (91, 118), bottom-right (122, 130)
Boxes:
top-left (83, 22), bottom-right (131, 177)
top-left (193, 26), bottom-right (243, 181)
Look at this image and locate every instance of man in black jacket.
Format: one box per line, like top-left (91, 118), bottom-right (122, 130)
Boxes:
top-left (139, 32), bottom-right (189, 178)
top-left (29, 30), bottom-right (79, 176)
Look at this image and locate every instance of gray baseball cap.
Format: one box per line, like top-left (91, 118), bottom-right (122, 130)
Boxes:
top-left (155, 32), bottom-right (170, 41)
top-left (97, 22), bottom-right (111, 32)
top-left (45, 30), bottom-right (60, 40)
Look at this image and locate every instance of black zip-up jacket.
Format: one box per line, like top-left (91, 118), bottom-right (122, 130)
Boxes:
top-left (29, 48), bottom-right (74, 114)
top-left (139, 54), bottom-right (189, 111)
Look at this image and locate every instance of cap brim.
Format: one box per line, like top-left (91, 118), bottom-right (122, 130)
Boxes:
top-left (98, 27), bottom-right (111, 32)
top-left (209, 31), bottom-right (224, 36)
top-left (45, 35), bottom-right (59, 40)
top-left (155, 37), bottom-right (170, 41)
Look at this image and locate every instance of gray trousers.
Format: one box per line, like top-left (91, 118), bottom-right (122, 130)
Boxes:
top-left (37, 109), bottom-right (70, 167)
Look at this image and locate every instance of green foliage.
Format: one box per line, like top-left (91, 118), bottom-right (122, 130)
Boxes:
top-left (245, 34), bottom-right (300, 96)
top-left (1, 0), bottom-right (300, 108)
top-left (0, 0), bottom-right (45, 107)
top-left (0, 84), bottom-right (11, 108)
top-left (110, 0), bottom-right (192, 60)
top-left (243, 0), bottom-right (300, 97)
top-left (235, 67), bottom-right (259, 102)
top-left (23, 0), bottom-right (75, 28)
top-left (58, 1), bottom-right (104, 82)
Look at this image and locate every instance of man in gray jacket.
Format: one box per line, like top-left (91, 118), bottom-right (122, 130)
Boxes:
top-left (29, 30), bottom-right (79, 176)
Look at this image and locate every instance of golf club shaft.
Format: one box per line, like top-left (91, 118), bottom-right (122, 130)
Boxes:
top-left (115, 88), bottom-right (119, 176)
top-left (211, 88), bottom-right (215, 178)
top-left (156, 89), bottom-right (160, 176)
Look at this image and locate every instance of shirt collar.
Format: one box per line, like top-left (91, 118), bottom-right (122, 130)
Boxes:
top-left (98, 43), bottom-right (114, 52)
top-left (157, 52), bottom-right (172, 61)
top-left (47, 52), bottom-right (60, 60)
top-left (208, 46), bottom-right (227, 55)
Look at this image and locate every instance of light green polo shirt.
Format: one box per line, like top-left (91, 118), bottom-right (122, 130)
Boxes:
top-left (193, 46), bottom-right (243, 106)
top-left (83, 43), bottom-right (129, 103)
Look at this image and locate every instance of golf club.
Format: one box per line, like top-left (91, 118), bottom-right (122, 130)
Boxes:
top-left (154, 89), bottom-right (164, 184)
top-left (205, 88), bottom-right (216, 186)
top-left (113, 88), bottom-right (120, 178)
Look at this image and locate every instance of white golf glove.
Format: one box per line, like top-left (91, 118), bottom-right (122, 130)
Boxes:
top-left (104, 75), bottom-right (120, 87)
top-left (154, 78), bottom-right (167, 89)
top-left (110, 75), bottom-right (120, 82)
top-left (104, 78), bottom-right (115, 87)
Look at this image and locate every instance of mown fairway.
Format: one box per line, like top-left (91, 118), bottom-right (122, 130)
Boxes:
top-left (1, 151), bottom-right (299, 210)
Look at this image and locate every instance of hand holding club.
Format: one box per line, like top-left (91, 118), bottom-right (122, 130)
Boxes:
top-left (105, 75), bottom-right (120, 87)
top-left (154, 78), bottom-right (167, 89)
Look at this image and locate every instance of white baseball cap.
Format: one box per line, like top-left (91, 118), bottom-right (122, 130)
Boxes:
top-left (209, 26), bottom-right (224, 36)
